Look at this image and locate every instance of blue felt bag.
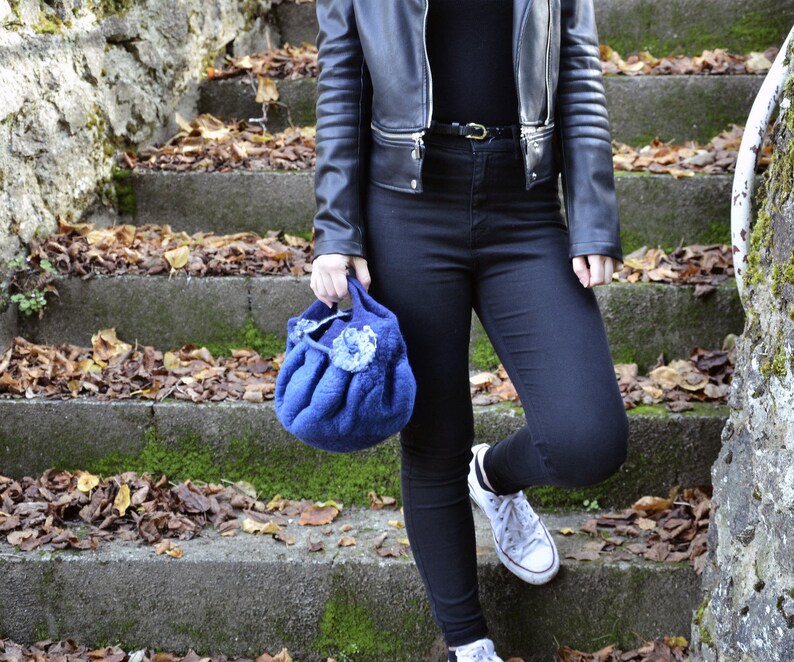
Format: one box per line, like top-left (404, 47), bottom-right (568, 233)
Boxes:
top-left (274, 275), bottom-right (417, 452)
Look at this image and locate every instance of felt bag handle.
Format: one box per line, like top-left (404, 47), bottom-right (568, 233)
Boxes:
top-left (301, 276), bottom-right (379, 372)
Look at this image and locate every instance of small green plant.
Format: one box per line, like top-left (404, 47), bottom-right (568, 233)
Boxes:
top-left (10, 289), bottom-right (49, 316)
top-left (336, 644), bottom-right (360, 662)
top-left (7, 253), bottom-right (58, 318)
top-left (583, 498), bottom-right (600, 511)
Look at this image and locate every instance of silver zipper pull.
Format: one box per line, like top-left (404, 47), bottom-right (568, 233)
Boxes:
top-left (520, 126), bottom-right (533, 154)
top-left (521, 126), bottom-right (544, 154)
top-left (411, 131), bottom-right (425, 160)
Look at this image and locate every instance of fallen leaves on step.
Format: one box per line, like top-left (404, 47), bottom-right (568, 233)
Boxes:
top-left (615, 243), bottom-right (734, 296)
top-left (0, 463), bottom-right (421, 559)
top-left (613, 122), bottom-right (773, 175)
top-left (373, 530), bottom-right (409, 558)
top-left (0, 471), bottom-right (218, 551)
top-left (469, 366), bottom-right (519, 406)
top-left (127, 119), bottom-right (316, 173)
top-left (0, 333), bottom-right (281, 402)
top-left (469, 343), bottom-right (734, 411)
top-left (601, 44), bottom-right (777, 75)
top-left (0, 639), bottom-right (311, 662)
top-left (1, 326), bottom-right (733, 414)
top-left (556, 635), bottom-right (689, 661)
top-left (209, 43), bottom-right (319, 81)
top-left (568, 486), bottom-right (712, 574)
top-left (122, 112), bottom-right (769, 176)
top-left (0, 634), bottom-right (689, 662)
top-left (19, 221), bottom-right (735, 297)
top-left (0, 468), bottom-right (359, 554)
top-left (367, 490), bottom-right (398, 510)
top-left (298, 504), bottom-right (340, 526)
top-left (19, 219), bottom-right (313, 281)
top-left (617, 344), bottom-right (735, 412)
top-left (208, 42), bottom-right (777, 83)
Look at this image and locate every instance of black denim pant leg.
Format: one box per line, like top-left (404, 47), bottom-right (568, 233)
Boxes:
top-left (365, 135), bottom-right (485, 646)
top-left (466, 140), bottom-right (630, 495)
top-left (363, 132), bottom-right (628, 647)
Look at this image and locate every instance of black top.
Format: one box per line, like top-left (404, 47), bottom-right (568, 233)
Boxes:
top-left (426, 0), bottom-right (520, 126)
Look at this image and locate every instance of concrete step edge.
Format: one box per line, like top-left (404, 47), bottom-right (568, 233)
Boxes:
top-left (124, 169), bottom-right (757, 258)
top-left (0, 506), bottom-right (703, 662)
top-left (197, 74), bottom-right (766, 145)
top-left (269, 0), bottom-right (792, 56)
top-left (0, 397), bottom-right (727, 509)
top-left (13, 274), bottom-right (744, 373)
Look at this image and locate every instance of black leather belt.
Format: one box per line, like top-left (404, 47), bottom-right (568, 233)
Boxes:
top-left (427, 120), bottom-right (519, 141)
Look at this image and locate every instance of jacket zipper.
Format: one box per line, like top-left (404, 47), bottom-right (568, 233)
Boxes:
top-left (543, 0), bottom-right (552, 125)
top-left (370, 124), bottom-right (427, 159)
top-left (520, 0), bottom-right (554, 154)
top-left (369, 1), bottom-right (432, 162)
top-left (423, 0), bottom-right (433, 133)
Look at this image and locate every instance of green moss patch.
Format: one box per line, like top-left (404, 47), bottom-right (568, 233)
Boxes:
top-left (471, 331), bottom-right (500, 372)
top-left (625, 402), bottom-right (729, 417)
top-left (32, 10), bottom-right (71, 34)
top-left (90, 0), bottom-right (134, 20)
top-left (202, 318), bottom-right (286, 358)
top-left (315, 592), bottom-right (400, 660)
top-left (77, 428), bottom-right (401, 507)
top-left (314, 585), bottom-right (429, 662)
top-left (111, 166), bottom-right (136, 217)
top-left (693, 596), bottom-right (714, 647)
top-left (619, 227), bottom-right (676, 256)
top-left (601, 9), bottom-right (785, 57)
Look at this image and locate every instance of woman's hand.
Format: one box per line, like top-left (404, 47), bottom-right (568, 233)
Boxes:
top-left (571, 254), bottom-right (624, 288)
top-left (310, 253), bottom-right (371, 307)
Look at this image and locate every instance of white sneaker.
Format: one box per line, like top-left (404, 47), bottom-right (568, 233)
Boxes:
top-left (468, 443), bottom-right (559, 585)
top-left (454, 637), bottom-right (504, 662)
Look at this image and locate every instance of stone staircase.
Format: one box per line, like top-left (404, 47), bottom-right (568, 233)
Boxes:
top-left (1, 0), bottom-right (792, 659)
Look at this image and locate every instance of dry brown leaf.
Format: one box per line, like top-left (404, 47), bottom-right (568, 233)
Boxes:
top-left (299, 505), bottom-right (340, 526)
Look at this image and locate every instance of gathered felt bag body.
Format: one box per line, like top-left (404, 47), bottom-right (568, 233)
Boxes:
top-left (274, 275), bottom-right (417, 452)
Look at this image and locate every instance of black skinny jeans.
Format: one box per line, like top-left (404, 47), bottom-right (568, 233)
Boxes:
top-left (363, 131), bottom-right (629, 646)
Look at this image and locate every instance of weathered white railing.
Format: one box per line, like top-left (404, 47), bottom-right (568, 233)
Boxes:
top-left (732, 27), bottom-right (794, 302)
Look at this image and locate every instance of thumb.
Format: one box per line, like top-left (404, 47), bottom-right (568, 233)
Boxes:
top-left (351, 257), bottom-right (371, 290)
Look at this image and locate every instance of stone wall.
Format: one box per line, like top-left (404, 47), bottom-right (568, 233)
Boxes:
top-left (690, 41), bottom-right (794, 660)
top-left (0, 0), bottom-right (275, 274)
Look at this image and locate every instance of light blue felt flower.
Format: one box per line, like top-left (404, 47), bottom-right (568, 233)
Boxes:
top-left (329, 325), bottom-right (378, 373)
top-left (289, 317), bottom-right (320, 344)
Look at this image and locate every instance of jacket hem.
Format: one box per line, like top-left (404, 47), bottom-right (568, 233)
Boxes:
top-left (568, 241), bottom-right (623, 263)
top-left (313, 239), bottom-right (367, 260)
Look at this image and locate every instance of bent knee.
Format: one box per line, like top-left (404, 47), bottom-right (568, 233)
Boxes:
top-left (544, 414), bottom-right (629, 488)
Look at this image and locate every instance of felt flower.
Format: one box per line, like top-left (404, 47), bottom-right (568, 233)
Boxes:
top-left (329, 325), bottom-right (378, 373)
top-left (289, 317), bottom-right (321, 344)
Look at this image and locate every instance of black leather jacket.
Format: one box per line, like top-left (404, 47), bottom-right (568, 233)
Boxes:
top-left (312, 0), bottom-right (623, 263)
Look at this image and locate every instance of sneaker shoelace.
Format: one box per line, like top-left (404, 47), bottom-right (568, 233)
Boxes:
top-left (488, 491), bottom-right (545, 555)
top-left (455, 638), bottom-right (503, 662)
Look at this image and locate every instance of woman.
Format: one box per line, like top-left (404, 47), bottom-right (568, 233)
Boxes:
top-left (309, 1), bottom-right (630, 660)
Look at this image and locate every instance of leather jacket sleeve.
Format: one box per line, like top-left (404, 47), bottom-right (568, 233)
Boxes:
top-left (555, 0), bottom-right (623, 263)
top-left (312, 0), bottom-right (373, 260)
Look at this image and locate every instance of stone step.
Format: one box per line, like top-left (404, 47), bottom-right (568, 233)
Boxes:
top-left (126, 169), bottom-right (760, 254)
top-left (198, 73), bottom-right (765, 145)
top-left (0, 397), bottom-right (726, 509)
top-left (13, 274), bottom-right (744, 372)
top-left (269, 0), bottom-right (791, 56)
top-left (0, 506), bottom-right (702, 662)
